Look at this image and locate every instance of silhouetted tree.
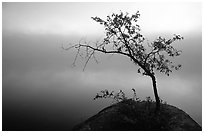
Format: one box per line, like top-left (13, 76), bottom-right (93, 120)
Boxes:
top-left (64, 11), bottom-right (183, 111)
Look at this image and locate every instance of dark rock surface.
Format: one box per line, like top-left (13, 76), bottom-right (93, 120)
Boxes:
top-left (73, 99), bottom-right (201, 131)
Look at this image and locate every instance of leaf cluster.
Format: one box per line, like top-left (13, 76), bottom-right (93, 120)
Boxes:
top-left (93, 89), bottom-right (127, 102)
top-left (91, 11), bottom-right (183, 76)
top-left (65, 11), bottom-right (183, 77)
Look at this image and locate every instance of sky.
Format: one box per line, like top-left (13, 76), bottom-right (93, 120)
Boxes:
top-left (2, 2), bottom-right (202, 130)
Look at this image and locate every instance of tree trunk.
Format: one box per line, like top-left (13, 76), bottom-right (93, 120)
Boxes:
top-left (150, 74), bottom-right (160, 112)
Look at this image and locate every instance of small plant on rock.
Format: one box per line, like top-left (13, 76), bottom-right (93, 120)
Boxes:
top-left (93, 89), bottom-right (127, 103)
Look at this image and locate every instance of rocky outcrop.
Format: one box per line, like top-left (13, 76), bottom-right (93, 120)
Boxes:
top-left (73, 99), bottom-right (201, 131)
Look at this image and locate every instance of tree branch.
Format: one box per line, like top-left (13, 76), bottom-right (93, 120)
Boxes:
top-left (77, 44), bottom-right (130, 57)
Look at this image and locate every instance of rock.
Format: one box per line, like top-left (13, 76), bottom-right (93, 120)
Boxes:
top-left (72, 99), bottom-right (201, 131)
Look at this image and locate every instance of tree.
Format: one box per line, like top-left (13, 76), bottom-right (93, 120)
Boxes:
top-left (64, 11), bottom-right (183, 111)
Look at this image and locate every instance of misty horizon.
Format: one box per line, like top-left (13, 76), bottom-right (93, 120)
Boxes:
top-left (2, 2), bottom-right (202, 130)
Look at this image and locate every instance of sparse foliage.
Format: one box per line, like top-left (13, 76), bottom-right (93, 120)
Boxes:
top-left (93, 89), bottom-right (127, 103)
top-left (93, 88), bottom-right (143, 104)
top-left (132, 88), bottom-right (140, 101)
top-left (65, 11), bottom-right (183, 111)
top-left (146, 96), bottom-right (153, 103)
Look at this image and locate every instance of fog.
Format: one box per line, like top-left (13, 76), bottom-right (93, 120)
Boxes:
top-left (2, 2), bottom-right (202, 130)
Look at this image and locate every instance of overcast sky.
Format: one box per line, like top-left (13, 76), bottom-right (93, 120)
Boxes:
top-left (2, 2), bottom-right (202, 130)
